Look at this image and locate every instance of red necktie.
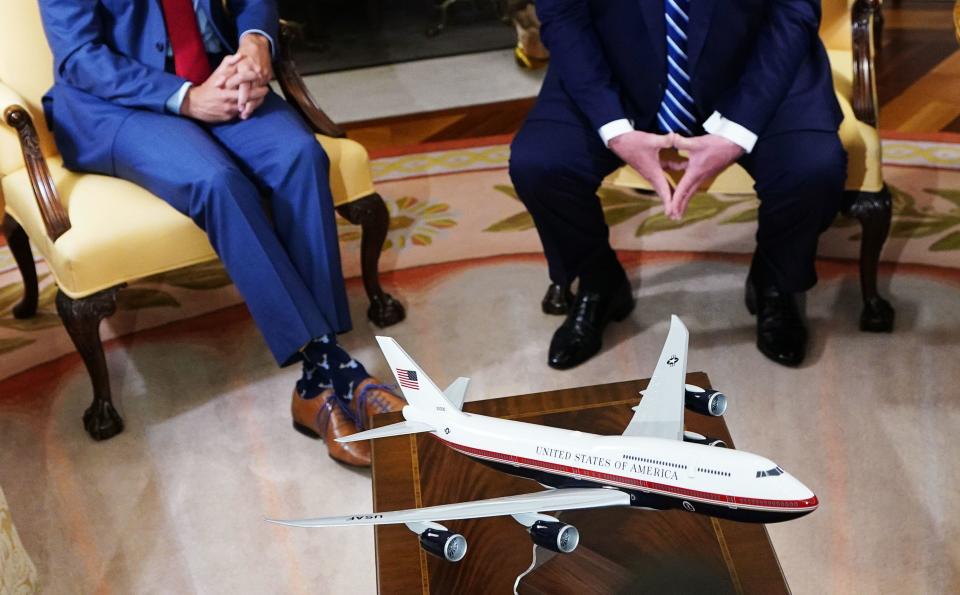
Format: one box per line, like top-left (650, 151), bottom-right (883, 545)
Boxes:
top-left (160, 0), bottom-right (213, 84)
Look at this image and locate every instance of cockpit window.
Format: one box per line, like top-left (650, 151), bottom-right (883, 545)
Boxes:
top-left (756, 466), bottom-right (784, 478)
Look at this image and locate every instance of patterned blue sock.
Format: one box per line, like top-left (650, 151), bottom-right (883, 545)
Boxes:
top-left (298, 335), bottom-right (370, 401)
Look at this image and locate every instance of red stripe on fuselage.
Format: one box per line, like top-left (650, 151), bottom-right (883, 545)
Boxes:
top-left (433, 436), bottom-right (817, 512)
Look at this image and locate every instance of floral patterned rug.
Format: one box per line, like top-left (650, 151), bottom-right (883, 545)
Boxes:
top-left (1, 136), bottom-right (958, 381)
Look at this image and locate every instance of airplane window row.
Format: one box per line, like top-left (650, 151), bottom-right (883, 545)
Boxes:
top-left (698, 467), bottom-right (730, 477)
top-left (624, 455), bottom-right (687, 470)
top-left (756, 466), bottom-right (784, 478)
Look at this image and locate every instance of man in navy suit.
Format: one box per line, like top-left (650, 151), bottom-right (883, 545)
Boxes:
top-left (510, 0), bottom-right (846, 369)
top-left (39, 0), bottom-right (402, 465)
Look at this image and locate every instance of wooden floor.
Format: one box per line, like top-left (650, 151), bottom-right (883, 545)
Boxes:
top-left (345, 0), bottom-right (960, 151)
top-left (878, 0), bottom-right (960, 132)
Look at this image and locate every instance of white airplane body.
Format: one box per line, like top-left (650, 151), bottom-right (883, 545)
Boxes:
top-left (269, 316), bottom-right (817, 562)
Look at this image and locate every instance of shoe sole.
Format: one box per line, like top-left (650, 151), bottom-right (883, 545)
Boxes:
top-left (611, 295), bottom-right (635, 322)
top-left (745, 279), bottom-right (758, 315)
top-left (292, 421), bottom-right (321, 439)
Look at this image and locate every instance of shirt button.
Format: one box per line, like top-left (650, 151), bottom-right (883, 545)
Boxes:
top-left (156, 41), bottom-right (165, 52)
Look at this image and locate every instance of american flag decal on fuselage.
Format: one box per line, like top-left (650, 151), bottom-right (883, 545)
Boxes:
top-left (396, 369), bottom-right (419, 390)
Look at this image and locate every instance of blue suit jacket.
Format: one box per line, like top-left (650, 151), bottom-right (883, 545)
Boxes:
top-left (533, 0), bottom-right (842, 137)
top-left (39, 0), bottom-right (279, 175)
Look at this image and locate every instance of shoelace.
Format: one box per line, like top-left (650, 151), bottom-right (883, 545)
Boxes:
top-left (315, 392), bottom-right (360, 434)
top-left (569, 292), bottom-right (602, 332)
top-left (353, 383), bottom-right (404, 430)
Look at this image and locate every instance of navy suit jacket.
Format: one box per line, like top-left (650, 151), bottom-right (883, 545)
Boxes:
top-left (533, 0), bottom-right (842, 138)
top-left (39, 0), bottom-right (279, 175)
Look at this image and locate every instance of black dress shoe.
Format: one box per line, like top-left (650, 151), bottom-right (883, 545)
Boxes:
top-left (548, 281), bottom-right (634, 370)
top-left (745, 274), bottom-right (807, 367)
top-left (541, 283), bottom-right (574, 315)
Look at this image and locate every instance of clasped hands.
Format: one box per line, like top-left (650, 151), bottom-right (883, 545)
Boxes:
top-left (181, 33), bottom-right (273, 123)
top-left (608, 131), bottom-right (745, 220)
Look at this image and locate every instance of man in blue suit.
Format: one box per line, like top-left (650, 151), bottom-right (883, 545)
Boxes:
top-left (510, 0), bottom-right (846, 369)
top-left (39, 0), bottom-right (403, 466)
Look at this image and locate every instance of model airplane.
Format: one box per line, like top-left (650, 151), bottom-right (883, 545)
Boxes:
top-left (268, 316), bottom-right (817, 562)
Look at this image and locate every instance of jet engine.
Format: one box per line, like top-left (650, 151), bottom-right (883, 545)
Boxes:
top-left (684, 384), bottom-right (727, 417)
top-left (418, 526), bottom-right (468, 562)
top-left (528, 519), bottom-right (580, 554)
top-left (683, 430), bottom-right (727, 448)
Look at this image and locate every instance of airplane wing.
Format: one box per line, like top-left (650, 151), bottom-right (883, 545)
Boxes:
top-left (266, 488), bottom-right (630, 528)
top-left (622, 315), bottom-right (689, 440)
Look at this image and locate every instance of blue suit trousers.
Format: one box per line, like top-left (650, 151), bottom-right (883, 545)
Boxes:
top-left (112, 92), bottom-right (350, 366)
top-left (509, 115), bottom-right (846, 293)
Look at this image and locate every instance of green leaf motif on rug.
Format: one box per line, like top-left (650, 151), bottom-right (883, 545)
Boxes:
top-left (889, 217), bottom-right (957, 238)
top-left (0, 336), bottom-right (34, 355)
top-left (151, 261), bottom-right (233, 291)
top-left (0, 313), bottom-right (62, 332)
top-left (721, 205), bottom-right (759, 225)
top-left (484, 211), bottom-right (535, 232)
top-left (331, 196), bottom-right (460, 252)
top-left (485, 185), bottom-right (659, 232)
top-left (924, 188), bottom-right (960, 209)
top-left (0, 274), bottom-right (61, 331)
top-left (0, 273), bottom-right (50, 315)
top-left (117, 288), bottom-right (180, 310)
top-left (635, 193), bottom-right (746, 237)
top-left (930, 231), bottom-right (960, 251)
top-left (874, 185), bottom-right (960, 251)
top-left (494, 184), bottom-right (521, 201)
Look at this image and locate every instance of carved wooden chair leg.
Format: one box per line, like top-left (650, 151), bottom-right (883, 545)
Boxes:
top-left (1, 215), bottom-right (39, 319)
top-left (335, 193), bottom-right (406, 328)
top-left (55, 286), bottom-right (125, 441)
top-left (845, 187), bottom-right (895, 332)
top-left (541, 282), bottom-right (573, 315)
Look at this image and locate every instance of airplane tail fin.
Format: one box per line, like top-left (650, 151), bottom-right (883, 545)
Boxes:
top-left (443, 377), bottom-right (470, 410)
top-left (376, 336), bottom-right (463, 414)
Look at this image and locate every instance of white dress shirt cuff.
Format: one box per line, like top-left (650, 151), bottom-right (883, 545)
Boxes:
top-left (165, 82), bottom-right (193, 115)
top-left (703, 111), bottom-right (758, 153)
top-left (598, 119), bottom-right (635, 147)
top-left (241, 29), bottom-right (276, 57)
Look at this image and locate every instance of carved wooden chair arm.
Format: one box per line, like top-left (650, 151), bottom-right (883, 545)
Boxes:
top-left (0, 88), bottom-right (71, 242)
top-left (275, 20), bottom-right (346, 139)
top-left (851, 0), bottom-right (881, 127)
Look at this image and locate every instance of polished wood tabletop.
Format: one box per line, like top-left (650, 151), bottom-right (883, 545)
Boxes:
top-left (371, 372), bottom-right (790, 594)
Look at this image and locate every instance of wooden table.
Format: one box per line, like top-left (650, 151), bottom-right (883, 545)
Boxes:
top-left (371, 373), bottom-right (790, 594)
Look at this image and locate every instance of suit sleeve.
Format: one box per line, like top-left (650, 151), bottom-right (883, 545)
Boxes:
top-left (39, 0), bottom-right (187, 113)
top-left (536, 0), bottom-right (627, 130)
top-left (228, 0), bottom-right (280, 48)
top-left (713, 0), bottom-right (822, 135)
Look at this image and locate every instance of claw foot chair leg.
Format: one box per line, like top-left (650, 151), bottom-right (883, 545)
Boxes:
top-left (845, 187), bottom-right (895, 333)
top-left (2, 215), bottom-right (39, 319)
top-left (335, 193), bottom-right (406, 328)
top-left (55, 286), bottom-right (125, 440)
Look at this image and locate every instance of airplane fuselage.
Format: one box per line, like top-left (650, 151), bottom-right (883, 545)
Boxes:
top-left (407, 407), bottom-right (818, 524)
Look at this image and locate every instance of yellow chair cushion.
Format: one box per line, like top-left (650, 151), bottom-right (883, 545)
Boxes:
top-left (605, 49), bottom-right (884, 195)
top-left (317, 135), bottom-right (376, 206)
top-left (2, 156), bottom-right (218, 298)
top-left (2, 135), bottom-right (375, 299)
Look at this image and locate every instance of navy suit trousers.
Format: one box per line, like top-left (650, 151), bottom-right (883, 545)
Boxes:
top-left (509, 117), bottom-right (846, 293)
top-left (112, 92), bottom-right (350, 366)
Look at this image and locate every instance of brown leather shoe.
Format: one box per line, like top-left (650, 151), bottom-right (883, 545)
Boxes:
top-left (291, 388), bottom-right (371, 467)
top-left (350, 378), bottom-right (406, 430)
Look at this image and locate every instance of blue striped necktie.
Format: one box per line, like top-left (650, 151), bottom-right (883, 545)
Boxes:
top-left (657, 0), bottom-right (698, 136)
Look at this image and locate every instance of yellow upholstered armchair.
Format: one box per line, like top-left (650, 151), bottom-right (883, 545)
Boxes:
top-left (0, 1), bottom-right (404, 440)
top-left (606, 0), bottom-right (894, 333)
